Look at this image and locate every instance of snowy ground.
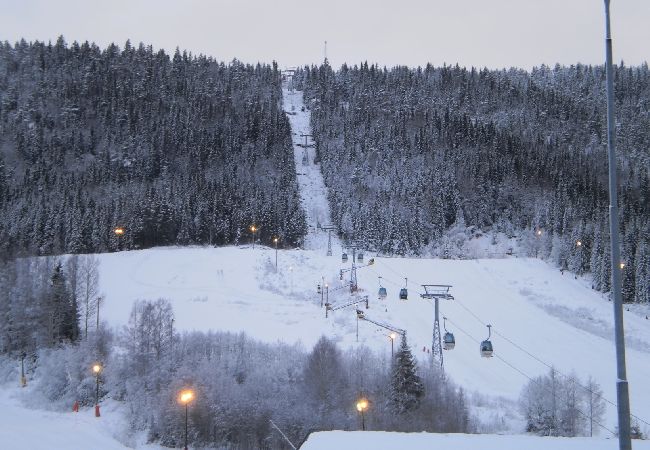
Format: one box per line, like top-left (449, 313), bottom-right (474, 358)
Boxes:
top-left (2, 85), bottom-right (648, 449)
top-left (89, 245), bottom-right (650, 436)
top-left (0, 383), bottom-right (160, 450)
top-left (301, 431), bottom-right (650, 450)
top-left (282, 84), bottom-right (340, 251)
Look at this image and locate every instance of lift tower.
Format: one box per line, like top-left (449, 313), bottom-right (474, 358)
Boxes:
top-left (420, 285), bottom-right (454, 369)
top-left (298, 133), bottom-right (314, 166)
top-left (320, 225), bottom-right (337, 256)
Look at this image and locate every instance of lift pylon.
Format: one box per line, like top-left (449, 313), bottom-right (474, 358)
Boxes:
top-left (420, 285), bottom-right (454, 369)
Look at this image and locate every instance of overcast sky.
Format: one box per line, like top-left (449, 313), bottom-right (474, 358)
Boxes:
top-left (0, 0), bottom-right (648, 70)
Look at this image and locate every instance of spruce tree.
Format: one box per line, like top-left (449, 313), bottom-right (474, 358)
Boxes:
top-left (389, 335), bottom-right (424, 415)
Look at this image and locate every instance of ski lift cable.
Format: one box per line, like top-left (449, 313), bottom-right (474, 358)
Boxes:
top-left (444, 316), bottom-right (617, 437)
top-left (452, 296), bottom-right (650, 428)
top-left (361, 259), bottom-right (648, 428)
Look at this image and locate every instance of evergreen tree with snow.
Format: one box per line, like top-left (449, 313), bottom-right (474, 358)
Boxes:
top-left (389, 335), bottom-right (424, 415)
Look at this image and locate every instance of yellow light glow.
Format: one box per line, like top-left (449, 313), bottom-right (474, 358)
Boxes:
top-left (536, 230), bottom-right (542, 236)
top-left (92, 364), bottom-right (102, 374)
top-left (250, 225), bottom-right (256, 232)
top-left (576, 240), bottom-right (582, 247)
top-left (273, 237), bottom-right (278, 243)
top-left (389, 333), bottom-right (397, 340)
top-left (114, 227), bottom-right (125, 236)
top-left (179, 389), bottom-right (195, 405)
top-left (356, 398), bottom-right (369, 412)
top-left (620, 262), bottom-right (625, 269)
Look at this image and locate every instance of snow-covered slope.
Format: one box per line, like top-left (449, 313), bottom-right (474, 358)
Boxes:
top-left (0, 384), bottom-right (160, 450)
top-left (282, 84), bottom-right (340, 251)
top-left (92, 245), bottom-right (650, 434)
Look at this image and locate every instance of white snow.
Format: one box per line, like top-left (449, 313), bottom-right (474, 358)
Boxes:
top-left (4, 92), bottom-right (650, 445)
top-left (301, 431), bottom-right (650, 450)
top-left (282, 82), bottom-right (340, 251)
top-left (0, 383), bottom-right (160, 450)
top-left (89, 245), bottom-right (650, 435)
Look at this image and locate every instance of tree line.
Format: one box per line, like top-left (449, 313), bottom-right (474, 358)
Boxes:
top-left (296, 61), bottom-right (649, 303)
top-left (0, 37), bottom-right (306, 261)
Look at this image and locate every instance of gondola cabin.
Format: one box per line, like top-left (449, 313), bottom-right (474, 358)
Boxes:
top-left (342, 252), bottom-right (348, 263)
top-left (358, 252), bottom-right (364, 263)
top-left (399, 288), bottom-right (408, 300)
top-left (443, 332), bottom-right (456, 350)
top-left (356, 309), bottom-right (365, 319)
top-left (480, 340), bottom-right (493, 357)
top-left (378, 287), bottom-right (387, 299)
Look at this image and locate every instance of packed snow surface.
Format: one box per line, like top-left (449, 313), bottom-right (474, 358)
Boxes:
top-left (301, 431), bottom-right (650, 450)
top-left (282, 83), bottom-right (340, 251)
top-left (0, 384), bottom-right (160, 450)
top-left (93, 245), bottom-right (650, 433)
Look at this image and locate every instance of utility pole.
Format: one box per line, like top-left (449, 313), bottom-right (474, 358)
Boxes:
top-left (420, 285), bottom-right (454, 370)
top-left (96, 296), bottom-right (102, 331)
top-left (604, 2), bottom-right (631, 449)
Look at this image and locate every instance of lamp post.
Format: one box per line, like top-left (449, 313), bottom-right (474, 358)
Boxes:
top-left (389, 333), bottom-right (396, 358)
top-left (604, 1), bottom-right (632, 449)
top-left (273, 237), bottom-right (279, 271)
top-left (92, 363), bottom-right (102, 417)
top-left (535, 229), bottom-right (542, 257)
top-left (20, 352), bottom-right (26, 387)
top-left (179, 389), bottom-right (195, 450)
top-left (114, 227), bottom-right (125, 251)
top-left (250, 225), bottom-right (257, 249)
top-left (356, 397), bottom-right (369, 431)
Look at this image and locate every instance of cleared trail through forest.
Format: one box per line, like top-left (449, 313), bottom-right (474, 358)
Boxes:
top-left (282, 79), bottom-right (340, 252)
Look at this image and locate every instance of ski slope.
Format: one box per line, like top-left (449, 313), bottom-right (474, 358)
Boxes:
top-left (92, 245), bottom-right (650, 434)
top-left (282, 83), bottom-right (340, 251)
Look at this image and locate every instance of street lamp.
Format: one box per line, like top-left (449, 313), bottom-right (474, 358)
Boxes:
top-left (620, 262), bottom-right (625, 270)
top-left (576, 240), bottom-right (582, 247)
top-left (114, 227), bottom-right (125, 251)
top-left (356, 397), bottom-right (369, 431)
top-left (92, 363), bottom-right (102, 417)
top-left (273, 237), bottom-right (279, 271)
top-left (250, 225), bottom-right (257, 249)
top-left (389, 333), bottom-right (397, 358)
top-left (178, 389), bottom-right (195, 450)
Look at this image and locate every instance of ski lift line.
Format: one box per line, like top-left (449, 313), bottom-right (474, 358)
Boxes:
top-left (451, 297), bottom-right (650, 428)
top-left (363, 260), bottom-right (649, 429)
top-left (444, 317), bottom-right (617, 437)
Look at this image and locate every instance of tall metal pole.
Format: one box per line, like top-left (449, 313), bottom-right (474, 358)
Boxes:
top-left (604, 2), bottom-right (631, 449)
top-left (96, 296), bottom-right (101, 331)
top-left (184, 402), bottom-right (189, 450)
top-left (95, 371), bottom-right (100, 417)
top-left (20, 352), bottom-right (26, 387)
top-left (433, 298), bottom-right (443, 369)
top-left (356, 313), bottom-right (359, 342)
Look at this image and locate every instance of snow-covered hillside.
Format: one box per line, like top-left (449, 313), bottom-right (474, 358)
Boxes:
top-left (91, 245), bottom-right (650, 434)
